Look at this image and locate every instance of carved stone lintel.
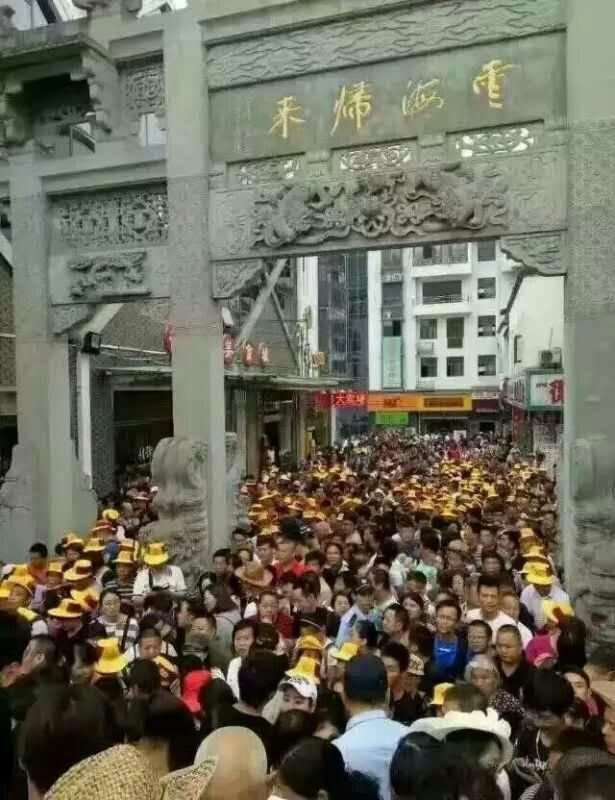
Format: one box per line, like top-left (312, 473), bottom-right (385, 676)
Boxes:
top-left (122, 60), bottom-right (165, 117)
top-left (253, 162), bottom-right (508, 249)
top-left (212, 259), bottom-right (265, 298)
top-left (500, 232), bottom-right (567, 276)
top-left (68, 250), bottom-right (149, 301)
top-left (141, 437), bottom-right (208, 586)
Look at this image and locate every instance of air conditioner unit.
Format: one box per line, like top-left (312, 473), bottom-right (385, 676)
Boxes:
top-left (478, 367), bottom-right (487, 374)
top-left (551, 347), bottom-right (563, 367)
top-left (478, 288), bottom-right (486, 297)
top-left (383, 310), bottom-right (393, 320)
top-left (478, 327), bottom-right (485, 335)
top-left (539, 349), bottom-right (555, 368)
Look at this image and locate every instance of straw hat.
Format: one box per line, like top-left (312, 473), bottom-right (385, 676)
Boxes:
top-left (143, 542), bottom-right (169, 567)
top-left (542, 599), bottom-right (574, 623)
top-left (285, 656), bottom-right (320, 684)
top-left (155, 655), bottom-right (179, 687)
top-left (102, 508), bottom-right (120, 522)
top-left (71, 588), bottom-right (100, 613)
top-left (64, 559), bottom-right (93, 582)
top-left (114, 550), bottom-right (136, 566)
top-left (95, 638), bottom-right (128, 675)
top-left (329, 642), bottom-right (359, 662)
top-left (6, 573), bottom-right (35, 596)
top-left (17, 607), bottom-right (39, 623)
top-left (63, 534), bottom-right (84, 550)
top-left (430, 682), bottom-right (454, 706)
top-left (84, 537), bottom-right (105, 553)
top-left (235, 561), bottom-right (273, 590)
top-left (48, 598), bottom-right (84, 619)
top-left (47, 561), bottom-right (65, 576)
top-left (0, 584), bottom-right (9, 600)
top-left (46, 745), bottom-right (158, 800)
top-left (296, 634), bottom-right (324, 653)
top-left (524, 562), bottom-right (554, 586)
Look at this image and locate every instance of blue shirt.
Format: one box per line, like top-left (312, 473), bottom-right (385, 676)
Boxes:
top-left (334, 709), bottom-right (408, 800)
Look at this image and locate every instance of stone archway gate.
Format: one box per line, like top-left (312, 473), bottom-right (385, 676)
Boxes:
top-left (1, 0), bottom-right (614, 624)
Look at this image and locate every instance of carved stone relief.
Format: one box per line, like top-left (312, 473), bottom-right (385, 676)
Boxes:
top-left (454, 125), bottom-right (540, 158)
top-left (336, 142), bottom-right (415, 173)
top-left (212, 259), bottom-right (265, 298)
top-left (54, 186), bottom-right (168, 250)
top-left (500, 232), bottom-right (566, 276)
top-left (234, 157), bottom-right (300, 187)
top-left (206, 0), bottom-right (563, 88)
top-left (68, 251), bottom-right (150, 300)
top-left (253, 162), bottom-right (508, 249)
top-left (122, 60), bottom-right (165, 116)
top-left (226, 432), bottom-right (249, 533)
top-left (141, 437), bottom-right (209, 587)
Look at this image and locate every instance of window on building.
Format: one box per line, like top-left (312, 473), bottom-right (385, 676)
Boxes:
top-left (447, 356), bottom-right (464, 377)
top-left (446, 318), bottom-right (464, 348)
top-left (477, 240), bottom-right (496, 261)
top-left (478, 354), bottom-right (497, 376)
top-left (419, 319), bottom-right (438, 340)
top-left (420, 357), bottom-right (438, 378)
top-left (381, 248), bottom-right (403, 269)
top-left (383, 320), bottom-right (402, 337)
top-left (477, 277), bottom-right (496, 299)
top-left (138, 113), bottom-right (167, 147)
top-left (478, 315), bottom-right (496, 337)
top-left (413, 244), bottom-right (442, 266)
top-left (422, 280), bottom-right (462, 304)
top-left (382, 282), bottom-right (403, 308)
top-left (513, 334), bottom-right (523, 364)
top-left (446, 243), bottom-right (468, 263)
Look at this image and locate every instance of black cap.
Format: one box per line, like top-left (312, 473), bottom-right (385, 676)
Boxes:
top-left (280, 516), bottom-right (303, 542)
top-left (344, 654), bottom-right (388, 703)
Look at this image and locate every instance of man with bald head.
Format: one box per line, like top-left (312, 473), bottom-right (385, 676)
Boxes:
top-left (195, 727), bottom-right (269, 800)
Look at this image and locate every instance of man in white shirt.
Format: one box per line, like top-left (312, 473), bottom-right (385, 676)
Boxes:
top-left (132, 542), bottom-right (186, 602)
top-left (520, 563), bottom-right (570, 630)
top-left (466, 575), bottom-right (531, 648)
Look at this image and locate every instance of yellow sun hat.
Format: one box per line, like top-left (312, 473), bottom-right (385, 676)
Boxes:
top-left (83, 537), bottom-right (105, 553)
top-left (155, 655), bottom-right (179, 687)
top-left (6, 573), bottom-right (36, 596)
top-left (329, 642), bottom-right (359, 662)
top-left (71, 588), bottom-right (100, 613)
top-left (296, 635), bottom-right (324, 653)
top-left (285, 656), bottom-right (321, 685)
top-left (64, 559), bottom-right (94, 582)
top-left (95, 638), bottom-right (128, 675)
top-left (430, 682), bottom-right (455, 706)
top-left (48, 598), bottom-right (84, 619)
top-left (143, 542), bottom-right (169, 567)
top-left (543, 600), bottom-right (574, 624)
top-left (114, 550), bottom-right (136, 566)
top-left (524, 562), bottom-right (555, 586)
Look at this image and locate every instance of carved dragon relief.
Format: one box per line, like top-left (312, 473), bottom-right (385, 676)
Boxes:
top-left (252, 161), bottom-right (509, 249)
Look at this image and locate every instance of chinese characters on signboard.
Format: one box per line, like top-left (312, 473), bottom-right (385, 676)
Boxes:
top-left (313, 391), bottom-right (367, 410)
top-left (269, 58), bottom-right (517, 140)
top-left (529, 373), bottom-right (564, 409)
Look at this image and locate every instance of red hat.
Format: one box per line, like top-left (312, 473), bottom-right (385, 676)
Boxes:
top-left (181, 669), bottom-right (212, 714)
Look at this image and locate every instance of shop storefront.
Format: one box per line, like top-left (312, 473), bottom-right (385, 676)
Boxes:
top-left (503, 371), bottom-right (564, 460)
top-left (367, 393), bottom-right (473, 434)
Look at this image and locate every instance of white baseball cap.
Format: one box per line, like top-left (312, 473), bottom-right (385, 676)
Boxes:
top-left (279, 675), bottom-right (318, 701)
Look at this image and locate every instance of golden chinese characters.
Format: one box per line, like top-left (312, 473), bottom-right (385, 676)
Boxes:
top-left (402, 79), bottom-right (445, 118)
top-left (473, 60), bottom-right (518, 109)
top-left (331, 81), bottom-right (373, 134)
top-left (269, 96), bottom-right (305, 140)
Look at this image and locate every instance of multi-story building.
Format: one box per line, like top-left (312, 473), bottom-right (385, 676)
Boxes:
top-left (500, 273), bottom-right (565, 463)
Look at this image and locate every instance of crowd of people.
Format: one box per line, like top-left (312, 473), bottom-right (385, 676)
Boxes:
top-left (1, 432), bottom-right (615, 800)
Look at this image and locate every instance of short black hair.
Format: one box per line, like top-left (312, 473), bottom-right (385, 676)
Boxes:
top-left (496, 624), bottom-right (522, 642)
top-left (297, 572), bottom-right (321, 598)
top-left (238, 650), bottom-right (286, 708)
top-left (435, 599), bottom-right (461, 619)
top-left (213, 548), bottom-right (231, 562)
top-left (0, 610), bottom-right (30, 671)
top-left (420, 530), bottom-right (440, 553)
top-left (407, 570), bottom-right (427, 586)
top-left (381, 641), bottom-right (410, 673)
top-left (481, 549), bottom-right (504, 570)
top-left (371, 568), bottom-right (390, 591)
top-left (128, 658), bottom-right (161, 695)
top-left (280, 516), bottom-right (302, 542)
top-left (21, 685), bottom-right (121, 794)
top-left (305, 550), bottom-right (326, 568)
top-left (409, 623), bottom-right (434, 659)
top-left (477, 574), bottom-right (501, 592)
top-left (468, 619), bottom-right (492, 636)
top-left (343, 654), bottom-right (388, 705)
top-left (524, 670), bottom-right (574, 716)
top-left (354, 620), bottom-right (378, 650)
top-left (384, 603), bottom-right (410, 632)
top-left (29, 542), bottom-right (48, 558)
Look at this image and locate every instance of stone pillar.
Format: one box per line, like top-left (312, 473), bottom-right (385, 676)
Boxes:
top-left (0, 158), bottom-right (95, 561)
top-left (245, 390), bottom-right (260, 478)
top-left (164, 12), bottom-right (227, 555)
top-left (234, 389), bottom-right (247, 475)
top-left (563, 0), bottom-right (615, 642)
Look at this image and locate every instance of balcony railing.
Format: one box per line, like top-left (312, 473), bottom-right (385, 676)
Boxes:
top-left (421, 294), bottom-right (465, 305)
